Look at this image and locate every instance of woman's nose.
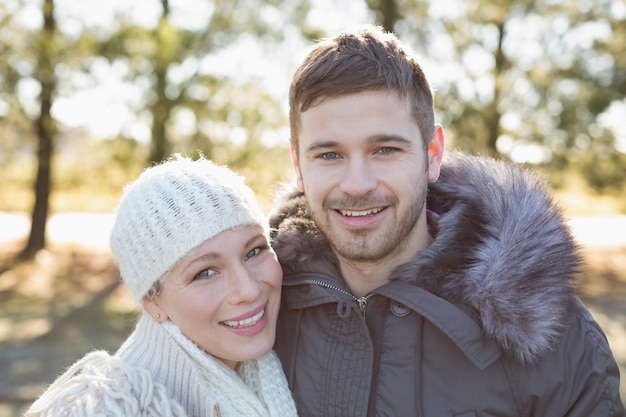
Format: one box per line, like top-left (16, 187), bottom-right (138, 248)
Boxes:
top-left (228, 265), bottom-right (262, 303)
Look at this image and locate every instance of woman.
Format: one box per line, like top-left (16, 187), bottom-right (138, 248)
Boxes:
top-left (26, 155), bottom-right (298, 417)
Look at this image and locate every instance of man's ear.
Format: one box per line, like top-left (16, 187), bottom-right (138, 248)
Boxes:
top-left (290, 143), bottom-right (304, 192)
top-left (143, 296), bottom-right (167, 323)
top-left (427, 125), bottom-right (445, 182)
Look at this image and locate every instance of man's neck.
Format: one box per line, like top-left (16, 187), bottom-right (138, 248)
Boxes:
top-left (338, 224), bottom-right (434, 297)
top-left (339, 260), bottom-right (396, 297)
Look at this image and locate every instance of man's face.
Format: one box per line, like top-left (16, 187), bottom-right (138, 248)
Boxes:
top-left (292, 90), bottom-right (443, 266)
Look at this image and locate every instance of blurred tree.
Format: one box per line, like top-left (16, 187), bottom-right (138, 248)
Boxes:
top-left (94, 0), bottom-right (313, 165)
top-left (23, 0), bottom-right (58, 257)
top-left (0, 0), bottom-right (318, 255)
top-left (0, 1), bottom-right (33, 163)
top-left (554, 1), bottom-right (626, 192)
top-left (365, 0), bottom-right (626, 191)
top-left (0, 0), bottom-right (119, 256)
top-left (0, 0), bottom-right (61, 258)
top-left (364, 0), bottom-right (401, 32)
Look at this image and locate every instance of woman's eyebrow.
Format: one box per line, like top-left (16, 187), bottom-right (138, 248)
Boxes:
top-left (182, 252), bottom-right (220, 274)
top-left (181, 233), bottom-right (265, 273)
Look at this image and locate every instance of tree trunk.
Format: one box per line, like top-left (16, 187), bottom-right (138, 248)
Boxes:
top-left (366, 0), bottom-right (400, 33)
top-left (486, 21), bottom-right (506, 157)
top-left (148, 0), bottom-right (173, 165)
top-left (21, 0), bottom-right (56, 259)
top-left (149, 69), bottom-right (170, 164)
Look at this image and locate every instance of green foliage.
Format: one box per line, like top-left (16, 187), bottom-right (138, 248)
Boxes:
top-left (0, 0), bottom-right (312, 216)
top-left (89, 0), bottom-right (314, 165)
top-left (1, 0), bottom-right (623, 219)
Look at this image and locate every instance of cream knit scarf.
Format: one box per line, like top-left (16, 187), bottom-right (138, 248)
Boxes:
top-left (26, 313), bottom-right (298, 417)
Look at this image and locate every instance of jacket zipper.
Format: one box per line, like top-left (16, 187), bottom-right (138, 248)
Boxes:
top-left (300, 279), bottom-right (375, 318)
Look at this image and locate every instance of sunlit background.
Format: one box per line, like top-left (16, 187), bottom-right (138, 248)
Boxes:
top-left (0, 0), bottom-right (625, 415)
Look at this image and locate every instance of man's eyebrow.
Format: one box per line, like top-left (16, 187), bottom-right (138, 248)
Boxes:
top-left (304, 140), bottom-right (340, 154)
top-left (365, 134), bottom-right (413, 145)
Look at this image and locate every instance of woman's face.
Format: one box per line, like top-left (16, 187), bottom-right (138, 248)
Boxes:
top-left (144, 225), bottom-right (283, 369)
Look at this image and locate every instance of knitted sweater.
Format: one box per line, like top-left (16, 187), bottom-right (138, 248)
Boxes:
top-left (25, 313), bottom-right (298, 417)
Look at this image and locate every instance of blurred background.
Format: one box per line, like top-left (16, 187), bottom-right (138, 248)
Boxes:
top-left (0, 0), bottom-right (624, 415)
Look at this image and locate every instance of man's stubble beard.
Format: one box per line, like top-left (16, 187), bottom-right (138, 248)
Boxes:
top-left (308, 178), bottom-right (428, 264)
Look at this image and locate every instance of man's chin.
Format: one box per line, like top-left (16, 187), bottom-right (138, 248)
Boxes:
top-left (331, 239), bottom-right (390, 264)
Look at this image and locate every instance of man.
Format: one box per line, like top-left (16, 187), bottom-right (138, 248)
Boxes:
top-left (269, 25), bottom-right (625, 416)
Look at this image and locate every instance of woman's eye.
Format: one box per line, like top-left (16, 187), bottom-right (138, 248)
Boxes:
top-left (244, 245), bottom-right (268, 261)
top-left (194, 268), bottom-right (216, 280)
top-left (244, 247), bottom-right (261, 261)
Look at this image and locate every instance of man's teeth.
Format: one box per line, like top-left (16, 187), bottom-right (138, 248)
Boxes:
top-left (222, 309), bottom-right (265, 328)
top-left (339, 208), bottom-right (383, 217)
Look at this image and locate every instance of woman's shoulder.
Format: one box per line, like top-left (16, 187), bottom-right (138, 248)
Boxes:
top-left (25, 350), bottom-right (187, 417)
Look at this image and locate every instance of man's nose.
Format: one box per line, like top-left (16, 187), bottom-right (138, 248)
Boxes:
top-left (338, 157), bottom-right (377, 197)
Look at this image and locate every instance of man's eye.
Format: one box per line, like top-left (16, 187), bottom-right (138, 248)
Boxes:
top-left (319, 152), bottom-right (340, 160)
top-left (378, 147), bottom-right (397, 155)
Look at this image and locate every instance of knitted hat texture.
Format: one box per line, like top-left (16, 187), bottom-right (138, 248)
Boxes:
top-left (110, 155), bottom-right (267, 303)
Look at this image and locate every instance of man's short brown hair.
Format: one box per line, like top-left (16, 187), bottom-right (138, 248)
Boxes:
top-left (289, 25), bottom-right (435, 155)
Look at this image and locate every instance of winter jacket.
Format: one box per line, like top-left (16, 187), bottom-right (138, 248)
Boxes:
top-left (25, 313), bottom-right (298, 417)
top-left (269, 152), bottom-right (625, 417)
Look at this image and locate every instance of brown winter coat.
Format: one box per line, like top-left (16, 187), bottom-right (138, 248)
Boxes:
top-left (269, 153), bottom-right (625, 417)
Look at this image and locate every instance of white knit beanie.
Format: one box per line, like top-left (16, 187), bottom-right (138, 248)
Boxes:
top-left (110, 154), bottom-right (267, 303)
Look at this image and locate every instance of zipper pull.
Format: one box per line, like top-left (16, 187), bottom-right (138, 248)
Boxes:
top-left (356, 296), bottom-right (368, 317)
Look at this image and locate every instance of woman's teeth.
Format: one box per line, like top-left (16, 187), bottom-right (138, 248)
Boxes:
top-left (222, 309), bottom-right (265, 328)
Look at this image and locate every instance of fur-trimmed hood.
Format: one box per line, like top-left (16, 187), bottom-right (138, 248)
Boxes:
top-left (269, 152), bottom-right (582, 365)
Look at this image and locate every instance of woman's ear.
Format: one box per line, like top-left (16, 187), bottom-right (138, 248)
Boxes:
top-left (143, 295), bottom-right (168, 323)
